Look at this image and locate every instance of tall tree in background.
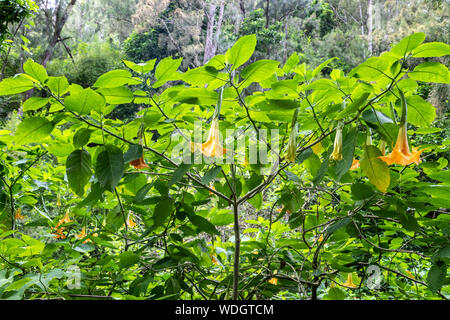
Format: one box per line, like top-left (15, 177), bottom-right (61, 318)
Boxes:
top-left (39, 0), bottom-right (77, 67)
top-left (203, 0), bottom-right (225, 64)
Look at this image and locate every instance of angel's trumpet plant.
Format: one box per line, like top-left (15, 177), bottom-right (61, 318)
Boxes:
top-left (130, 125), bottom-right (149, 169)
top-left (330, 123), bottom-right (343, 161)
top-left (192, 87), bottom-right (226, 158)
top-left (342, 273), bottom-right (357, 288)
top-left (379, 91), bottom-right (422, 166)
top-left (286, 108), bottom-right (299, 162)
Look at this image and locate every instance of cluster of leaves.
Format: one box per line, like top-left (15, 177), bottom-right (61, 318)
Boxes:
top-left (0, 33), bottom-right (449, 300)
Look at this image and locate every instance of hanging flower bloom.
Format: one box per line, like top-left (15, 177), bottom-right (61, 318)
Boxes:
top-left (330, 125), bottom-right (343, 161)
top-left (318, 234), bottom-right (324, 242)
top-left (211, 255), bottom-right (220, 266)
top-left (14, 208), bottom-right (25, 220)
top-left (311, 141), bottom-right (323, 155)
top-left (378, 123), bottom-right (422, 166)
top-left (405, 270), bottom-right (415, 279)
top-left (350, 158), bottom-right (360, 170)
top-left (342, 273), bottom-right (357, 288)
top-left (126, 213), bottom-right (137, 228)
top-left (53, 227), bottom-right (66, 239)
top-left (268, 277), bottom-right (278, 285)
top-left (76, 227), bottom-right (92, 243)
top-left (130, 156), bottom-right (149, 169)
top-left (193, 118), bottom-right (227, 158)
top-left (379, 90), bottom-right (422, 166)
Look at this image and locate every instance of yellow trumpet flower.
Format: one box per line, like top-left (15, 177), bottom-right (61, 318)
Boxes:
top-left (192, 118), bottom-right (227, 158)
top-left (268, 277), bottom-right (278, 285)
top-left (14, 208), bottom-right (25, 220)
top-left (342, 273), bottom-right (357, 288)
top-left (378, 123), bottom-right (422, 166)
top-left (350, 158), bottom-right (360, 170)
top-left (330, 126), bottom-right (343, 161)
top-left (130, 155), bottom-right (149, 169)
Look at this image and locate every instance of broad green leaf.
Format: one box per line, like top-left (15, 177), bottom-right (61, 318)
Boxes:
top-left (325, 217), bottom-right (351, 235)
top-left (152, 197), bottom-right (173, 229)
top-left (153, 57), bottom-right (183, 88)
top-left (118, 251), bottom-right (140, 269)
top-left (426, 263), bottom-right (446, 294)
top-left (391, 32), bottom-right (426, 58)
top-left (97, 86), bottom-right (134, 104)
top-left (183, 66), bottom-right (221, 86)
top-left (362, 109), bottom-right (398, 146)
top-left (256, 99), bottom-right (300, 110)
top-left (283, 52), bottom-right (299, 74)
top-left (335, 92), bottom-right (370, 120)
top-left (66, 149), bottom-right (92, 197)
top-left (240, 59), bottom-right (279, 86)
top-left (15, 117), bottom-right (54, 144)
top-left (312, 57), bottom-right (337, 78)
top-left (412, 42), bottom-right (450, 58)
top-left (124, 144), bottom-right (143, 163)
top-left (23, 58), bottom-right (48, 83)
top-left (93, 69), bottom-right (141, 88)
top-left (202, 166), bottom-right (223, 185)
top-left (174, 88), bottom-right (218, 105)
top-left (349, 57), bottom-right (390, 81)
top-left (188, 215), bottom-right (220, 236)
top-left (94, 145), bottom-right (125, 192)
top-left (0, 76), bottom-right (34, 95)
top-left (409, 62), bottom-right (450, 84)
top-left (123, 59), bottom-right (156, 74)
top-left (23, 97), bottom-right (48, 112)
top-left (313, 148), bottom-right (333, 186)
top-left (225, 34), bottom-right (257, 70)
top-left (73, 128), bottom-right (92, 148)
top-left (46, 76), bottom-right (69, 96)
top-left (169, 163), bottom-right (192, 187)
top-left (351, 183), bottom-right (375, 200)
top-left (65, 88), bottom-right (106, 114)
top-left (360, 145), bottom-right (390, 193)
top-left (405, 95), bottom-right (436, 127)
top-left (210, 213), bottom-right (234, 226)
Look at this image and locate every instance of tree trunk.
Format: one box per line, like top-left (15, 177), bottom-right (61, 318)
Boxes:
top-left (203, 0), bottom-right (225, 64)
top-left (203, 3), bottom-right (217, 64)
top-left (265, 0), bottom-right (270, 28)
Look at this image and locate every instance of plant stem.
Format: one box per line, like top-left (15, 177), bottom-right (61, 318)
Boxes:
top-left (231, 164), bottom-right (240, 300)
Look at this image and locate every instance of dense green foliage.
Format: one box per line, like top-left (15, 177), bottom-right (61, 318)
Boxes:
top-left (0, 32), bottom-right (449, 300)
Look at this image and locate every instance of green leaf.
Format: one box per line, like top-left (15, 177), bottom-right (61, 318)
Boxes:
top-left (23, 58), bottom-right (48, 83)
top-left (174, 88), bottom-right (218, 105)
top-left (46, 76), bottom-right (69, 96)
top-left (169, 163), bottom-right (192, 187)
top-left (283, 52), bottom-right (299, 74)
top-left (0, 76), bottom-right (34, 95)
top-left (325, 217), bottom-right (350, 235)
top-left (256, 99), bottom-right (300, 110)
top-left (351, 183), bottom-right (375, 200)
top-left (426, 263), bottom-right (446, 294)
top-left (336, 92), bottom-right (370, 120)
top-left (405, 95), bottom-right (436, 127)
top-left (188, 215), bottom-right (220, 235)
top-left (93, 69), bottom-right (141, 88)
top-left (15, 117), bottom-right (54, 144)
top-left (123, 59), bottom-right (156, 74)
top-left (152, 197), bottom-right (173, 229)
top-left (202, 166), bottom-right (222, 185)
top-left (182, 66), bottom-right (221, 86)
top-left (391, 32), bottom-right (426, 58)
top-left (124, 144), bottom-right (143, 163)
top-left (65, 88), bottom-right (106, 114)
top-left (409, 62), bottom-right (450, 84)
top-left (312, 57), bottom-right (337, 78)
top-left (66, 149), bottom-right (92, 197)
top-left (360, 145), bottom-right (390, 193)
top-left (97, 86), bottom-right (134, 104)
top-left (94, 145), bottom-right (125, 192)
top-left (22, 97), bottom-right (48, 112)
top-left (210, 213), bottom-right (234, 226)
top-left (153, 57), bottom-right (183, 88)
top-left (312, 148), bottom-right (333, 186)
top-left (362, 109), bottom-right (398, 146)
top-left (118, 251), bottom-right (140, 269)
top-left (240, 59), bottom-right (279, 86)
top-left (412, 42), bottom-right (450, 58)
top-left (225, 34), bottom-right (257, 70)
top-left (73, 128), bottom-right (92, 149)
